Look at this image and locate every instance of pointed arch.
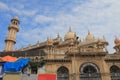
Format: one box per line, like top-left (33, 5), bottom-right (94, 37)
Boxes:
top-left (57, 66), bottom-right (69, 80)
top-left (80, 62), bottom-right (101, 80)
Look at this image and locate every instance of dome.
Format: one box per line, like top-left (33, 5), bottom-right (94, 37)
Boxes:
top-left (114, 37), bottom-right (120, 44)
top-left (85, 31), bottom-right (94, 41)
top-left (13, 16), bottom-right (19, 21)
top-left (64, 27), bottom-right (76, 41)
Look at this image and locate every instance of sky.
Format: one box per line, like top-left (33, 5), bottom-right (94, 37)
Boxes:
top-left (0, 0), bottom-right (120, 53)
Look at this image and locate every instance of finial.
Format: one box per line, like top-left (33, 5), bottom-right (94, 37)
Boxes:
top-left (69, 27), bottom-right (72, 32)
top-left (14, 16), bottom-right (19, 20)
top-left (103, 35), bottom-right (106, 41)
top-left (57, 33), bottom-right (60, 38)
top-left (88, 30), bottom-right (90, 35)
top-left (47, 37), bottom-right (49, 40)
top-left (21, 45), bottom-right (24, 49)
top-left (115, 35), bottom-right (118, 39)
top-left (28, 44), bottom-right (31, 47)
top-left (37, 40), bottom-right (40, 43)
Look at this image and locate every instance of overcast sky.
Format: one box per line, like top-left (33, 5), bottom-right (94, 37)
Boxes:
top-left (0, 0), bottom-right (120, 53)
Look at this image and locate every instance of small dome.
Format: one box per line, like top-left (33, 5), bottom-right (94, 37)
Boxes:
top-left (11, 16), bottom-right (20, 24)
top-left (97, 38), bottom-right (101, 42)
top-left (114, 37), bottom-right (120, 44)
top-left (14, 16), bottom-right (19, 19)
top-left (98, 36), bottom-right (105, 42)
top-left (12, 16), bottom-right (19, 21)
top-left (64, 27), bottom-right (76, 41)
top-left (47, 38), bottom-right (54, 45)
top-left (85, 31), bottom-right (94, 41)
top-left (97, 38), bottom-right (104, 43)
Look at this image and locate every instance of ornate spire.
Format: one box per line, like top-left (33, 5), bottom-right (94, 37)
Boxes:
top-left (88, 30), bottom-right (90, 35)
top-left (103, 35), bottom-right (106, 41)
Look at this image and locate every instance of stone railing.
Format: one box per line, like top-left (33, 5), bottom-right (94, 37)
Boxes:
top-left (105, 54), bottom-right (120, 61)
top-left (18, 42), bottom-right (47, 51)
top-left (5, 37), bottom-right (16, 43)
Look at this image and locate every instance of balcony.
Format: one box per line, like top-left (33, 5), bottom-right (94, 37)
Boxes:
top-left (8, 24), bottom-right (19, 32)
top-left (5, 37), bottom-right (16, 43)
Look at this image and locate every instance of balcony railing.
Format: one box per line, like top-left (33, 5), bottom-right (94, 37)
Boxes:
top-left (111, 73), bottom-right (120, 80)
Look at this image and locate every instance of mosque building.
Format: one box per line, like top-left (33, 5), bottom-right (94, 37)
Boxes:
top-left (1, 17), bottom-right (120, 80)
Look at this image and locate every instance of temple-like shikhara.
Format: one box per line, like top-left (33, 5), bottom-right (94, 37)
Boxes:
top-left (1, 17), bottom-right (120, 80)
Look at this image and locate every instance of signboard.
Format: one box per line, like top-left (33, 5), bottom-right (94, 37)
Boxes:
top-left (38, 74), bottom-right (56, 80)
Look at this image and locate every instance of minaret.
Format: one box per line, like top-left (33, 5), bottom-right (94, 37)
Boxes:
top-left (4, 16), bottom-right (20, 52)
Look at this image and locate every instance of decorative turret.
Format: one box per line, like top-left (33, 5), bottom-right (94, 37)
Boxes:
top-left (57, 33), bottom-right (62, 41)
top-left (114, 36), bottom-right (120, 45)
top-left (96, 36), bottom-right (108, 52)
top-left (4, 16), bottom-right (20, 52)
top-left (47, 37), bottom-right (54, 46)
top-left (114, 36), bottom-right (120, 53)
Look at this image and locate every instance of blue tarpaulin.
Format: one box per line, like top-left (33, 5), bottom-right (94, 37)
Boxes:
top-left (4, 58), bottom-right (30, 72)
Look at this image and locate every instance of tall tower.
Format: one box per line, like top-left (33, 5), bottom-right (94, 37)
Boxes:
top-left (4, 16), bottom-right (20, 52)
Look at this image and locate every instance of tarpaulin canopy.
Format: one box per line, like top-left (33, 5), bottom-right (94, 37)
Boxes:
top-left (38, 74), bottom-right (56, 80)
top-left (0, 55), bottom-right (18, 62)
top-left (4, 58), bottom-right (30, 72)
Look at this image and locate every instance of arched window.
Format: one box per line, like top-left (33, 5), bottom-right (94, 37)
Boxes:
top-left (57, 66), bottom-right (69, 80)
top-left (88, 46), bottom-right (94, 48)
top-left (83, 65), bottom-right (97, 73)
top-left (110, 65), bottom-right (120, 80)
top-left (80, 62), bottom-right (101, 80)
